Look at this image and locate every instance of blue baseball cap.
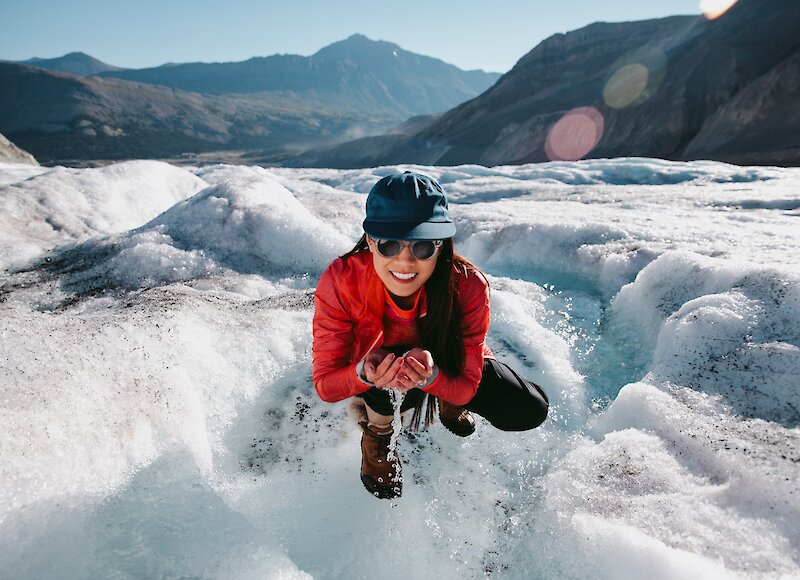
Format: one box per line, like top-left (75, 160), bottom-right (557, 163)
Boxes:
top-left (363, 171), bottom-right (456, 241)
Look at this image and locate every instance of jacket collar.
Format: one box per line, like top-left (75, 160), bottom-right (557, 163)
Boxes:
top-left (368, 264), bottom-right (428, 319)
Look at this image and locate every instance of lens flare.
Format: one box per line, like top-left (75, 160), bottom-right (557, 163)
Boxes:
top-left (604, 63), bottom-right (650, 109)
top-left (544, 107), bottom-right (605, 162)
top-left (603, 47), bottom-right (668, 110)
top-left (700, 0), bottom-right (738, 19)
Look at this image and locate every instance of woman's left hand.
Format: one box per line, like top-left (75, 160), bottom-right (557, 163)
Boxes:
top-left (388, 348), bottom-right (434, 392)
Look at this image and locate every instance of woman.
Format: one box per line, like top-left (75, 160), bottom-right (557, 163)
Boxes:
top-left (312, 171), bottom-right (549, 499)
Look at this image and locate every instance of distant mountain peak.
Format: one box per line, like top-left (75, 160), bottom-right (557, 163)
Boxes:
top-left (312, 34), bottom-right (403, 60)
top-left (26, 51), bottom-right (86, 62)
top-left (20, 52), bottom-right (123, 75)
top-left (26, 51), bottom-right (98, 64)
top-left (60, 51), bottom-right (93, 60)
top-left (339, 33), bottom-right (389, 46)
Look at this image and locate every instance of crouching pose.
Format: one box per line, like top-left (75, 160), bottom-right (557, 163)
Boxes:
top-left (312, 171), bottom-right (549, 499)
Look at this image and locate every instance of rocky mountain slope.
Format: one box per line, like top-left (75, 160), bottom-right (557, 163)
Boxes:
top-left (0, 62), bottom-right (390, 164)
top-left (292, 0), bottom-right (800, 168)
top-left (0, 132), bottom-right (39, 165)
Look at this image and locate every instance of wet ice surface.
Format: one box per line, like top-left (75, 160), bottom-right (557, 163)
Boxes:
top-left (1, 159), bottom-right (799, 579)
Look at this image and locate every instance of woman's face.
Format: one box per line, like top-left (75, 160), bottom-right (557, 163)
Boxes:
top-left (367, 237), bottom-right (439, 306)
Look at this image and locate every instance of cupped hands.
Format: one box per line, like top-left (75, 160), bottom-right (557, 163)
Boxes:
top-left (363, 347), bottom-right (434, 392)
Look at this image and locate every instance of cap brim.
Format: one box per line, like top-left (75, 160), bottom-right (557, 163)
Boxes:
top-left (363, 220), bottom-right (456, 241)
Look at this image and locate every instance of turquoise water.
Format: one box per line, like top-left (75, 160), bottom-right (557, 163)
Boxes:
top-left (485, 264), bottom-right (649, 407)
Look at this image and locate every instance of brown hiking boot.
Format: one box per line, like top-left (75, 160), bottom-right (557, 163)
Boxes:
top-left (439, 399), bottom-right (476, 437)
top-left (359, 421), bottom-right (402, 499)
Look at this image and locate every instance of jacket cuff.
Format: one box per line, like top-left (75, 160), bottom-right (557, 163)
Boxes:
top-left (355, 358), bottom-right (375, 387)
top-left (419, 365), bottom-right (441, 390)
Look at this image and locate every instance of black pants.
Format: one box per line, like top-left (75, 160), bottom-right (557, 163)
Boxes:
top-left (359, 358), bottom-right (549, 431)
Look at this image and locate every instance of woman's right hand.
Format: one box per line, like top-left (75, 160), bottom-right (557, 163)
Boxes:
top-left (362, 348), bottom-right (405, 388)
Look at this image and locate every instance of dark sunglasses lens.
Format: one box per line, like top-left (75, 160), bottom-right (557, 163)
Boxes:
top-left (411, 241), bottom-right (436, 259)
top-left (377, 240), bottom-right (402, 257)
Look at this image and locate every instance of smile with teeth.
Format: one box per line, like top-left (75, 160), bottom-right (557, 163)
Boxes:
top-left (391, 271), bottom-right (417, 281)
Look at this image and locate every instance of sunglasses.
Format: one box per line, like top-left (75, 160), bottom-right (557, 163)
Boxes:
top-left (371, 238), bottom-right (443, 260)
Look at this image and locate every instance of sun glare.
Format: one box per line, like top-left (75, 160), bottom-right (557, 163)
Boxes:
top-left (544, 107), bottom-right (605, 162)
top-left (700, 0), bottom-right (738, 20)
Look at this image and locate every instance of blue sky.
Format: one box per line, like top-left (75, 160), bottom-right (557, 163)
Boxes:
top-left (2, 0), bottom-right (702, 73)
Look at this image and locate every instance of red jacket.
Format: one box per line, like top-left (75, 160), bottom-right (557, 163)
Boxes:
top-left (312, 251), bottom-right (492, 405)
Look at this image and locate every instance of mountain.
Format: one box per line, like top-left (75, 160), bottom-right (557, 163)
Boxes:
top-left (97, 35), bottom-right (501, 117)
top-left (0, 132), bottom-right (39, 165)
top-left (291, 0), bottom-right (800, 168)
top-left (2, 37), bottom-right (501, 163)
top-left (0, 62), bottom-right (391, 164)
top-left (20, 52), bottom-right (124, 76)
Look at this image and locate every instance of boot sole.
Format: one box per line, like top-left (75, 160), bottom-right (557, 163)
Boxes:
top-left (361, 475), bottom-right (401, 499)
top-left (440, 417), bottom-right (476, 437)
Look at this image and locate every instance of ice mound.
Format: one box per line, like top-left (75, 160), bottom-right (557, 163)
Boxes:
top-left (0, 161), bottom-right (207, 271)
top-left (200, 165), bottom-right (370, 242)
top-left (52, 230), bottom-right (222, 292)
top-left (457, 215), bottom-right (655, 298)
top-left (35, 167), bottom-right (353, 295)
top-left (611, 251), bottom-right (800, 425)
top-left (140, 168), bottom-right (350, 277)
top-left (532, 382), bottom-right (800, 579)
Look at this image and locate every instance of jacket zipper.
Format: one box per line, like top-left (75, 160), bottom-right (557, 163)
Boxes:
top-left (358, 330), bottom-right (383, 362)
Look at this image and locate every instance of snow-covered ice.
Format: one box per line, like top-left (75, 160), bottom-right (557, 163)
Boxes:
top-left (1, 158), bottom-right (798, 579)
